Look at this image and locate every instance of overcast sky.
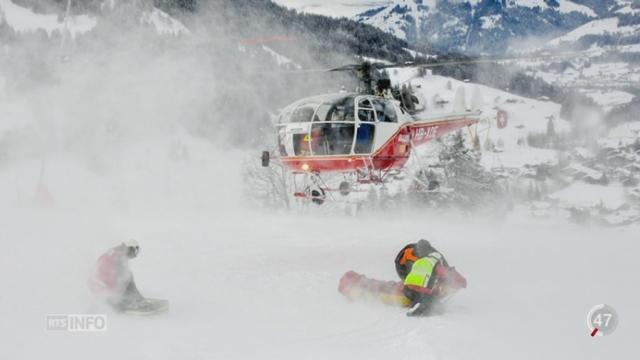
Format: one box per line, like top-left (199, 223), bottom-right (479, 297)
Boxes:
top-left (272, 0), bottom-right (392, 18)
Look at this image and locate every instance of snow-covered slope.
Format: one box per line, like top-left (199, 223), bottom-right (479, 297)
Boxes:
top-left (0, 0), bottom-right (189, 38)
top-left (2, 196), bottom-right (638, 359)
top-left (272, 0), bottom-right (393, 18)
top-left (355, 0), bottom-right (429, 41)
top-left (0, 69), bottom-right (637, 359)
top-left (548, 16), bottom-right (640, 46)
top-left (617, 0), bottom-right (640, 15)
top-left (260, 45), bottom-right (302, 69)
top-left (355, 0), bottom-right (599, 54)
top-left (353, 0), bottom-right (639, 117)
top-left (139, 7), bottom-right (190, 36)
top-left (0, 0), bottom-right (97, 38)
top-left (508, 0), bottom-right (596, 16)
top-left (354, 0), bottom-right (640, 58)
top-left (382, 67), bottom-right (640, 226)
top-left (391, 67), bottom-right (570, 136)
top-left (0, 3), bottom-right (638, 358)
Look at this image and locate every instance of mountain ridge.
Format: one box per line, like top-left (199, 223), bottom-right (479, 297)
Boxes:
top-left (355, 0), bottom-right (638, 54)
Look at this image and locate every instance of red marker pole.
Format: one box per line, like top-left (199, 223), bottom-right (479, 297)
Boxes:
top-left (591, 328), bottom-right (599, 337)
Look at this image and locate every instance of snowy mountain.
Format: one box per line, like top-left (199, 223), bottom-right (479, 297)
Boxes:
top-left (354, 0), bottom-right (639, 117)
top-left (548, 2), bottom-right (640, 49)
top-left (515, 1), bottom-right (640, 115)
top-left (355, 0), bottom-right (638, 54)
top-left (272, 0), bottom-right (394, 18)
top-left (0, 0), bottom-right (416, 66)
top-left (0, 0), bottom-right (190, 38)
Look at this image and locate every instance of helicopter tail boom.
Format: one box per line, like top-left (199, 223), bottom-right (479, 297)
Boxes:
top-left (407, 113), bottom-right (480, 147)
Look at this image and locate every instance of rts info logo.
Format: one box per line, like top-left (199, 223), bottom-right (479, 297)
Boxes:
top-left (46, 314), bottom-right (108, 332)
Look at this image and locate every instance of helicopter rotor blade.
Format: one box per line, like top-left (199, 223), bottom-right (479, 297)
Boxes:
top-left (385, 49), bottom-right (601, 70)
top-left (254, 49), bottom-right (598, 76)
top-left (328, 64), bottom-right (363, 72)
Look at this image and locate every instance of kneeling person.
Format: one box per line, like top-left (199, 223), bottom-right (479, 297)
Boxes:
top-left (395, 239), bottom-right (466, 317)
top-left (89, 239), bottom-right (144, 312)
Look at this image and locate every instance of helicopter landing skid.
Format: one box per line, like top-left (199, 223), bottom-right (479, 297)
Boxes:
top-left (292, 172), bottom-right (331, 206)
top-left (292, 168), bottom-right (393, 206)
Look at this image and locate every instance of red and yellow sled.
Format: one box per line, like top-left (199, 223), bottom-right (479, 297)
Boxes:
top-left (338, 270), bottom-right (467, 308)
top-left (338, 271), bottom-right (412, 307)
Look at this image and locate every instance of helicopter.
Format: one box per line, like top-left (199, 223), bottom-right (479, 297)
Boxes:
top-left (259, 51), bottom-right (591, 205)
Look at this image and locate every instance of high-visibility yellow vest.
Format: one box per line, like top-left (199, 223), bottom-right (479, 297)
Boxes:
top-left (404, 257), bottom-right (437, 288)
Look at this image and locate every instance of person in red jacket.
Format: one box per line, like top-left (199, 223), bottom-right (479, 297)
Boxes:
top-left (89, 239), bottom-right (144, 312)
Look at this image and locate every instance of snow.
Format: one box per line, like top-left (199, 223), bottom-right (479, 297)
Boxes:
top-left (0, 1), bottom-right (188, 38)
top-left (618, 43), bottom-right (640, 53)
top-left (1, 169), bottom-right (638, 359)
top-left (0, 99), bottom-right (33, 132)
top-left (384, 68), bottom-right (571, 178)
top-left (0, 0), bottom-right (97, 39)
top-left (525, 55), bottom-right (640, 98)
top-left (566, 163), bottom-right (605, 180)
top-left (389, 69), bottom-right (571, 147)
top-left (616, 3), bottom-right (640, 15)
top-left (507, 0), bottom-right (597, 17)
top-left (361, 55), bottom-right (393, 65)
top-left (603, 121), bottom-right (640, 147)
top-left (609, 121), bottom-right (640, 139)
top-left (100, 0), bottom-right (117, 12)
top-left (354, 0), bottom-right (433, 41)
top-left (273, 0), bottom-right (394, 18)
top-left (139, 8), bottom-right (190, 36)
top-left (572, 147), bottom-right (594, 160)
top-left (0, 97), bottom-right (636, 360)
top-left (580, 89), bottom-right (636, 113)
top-left (548, 183), bottom-right (627, 209)
top-left (1, 13), bottom-right (638, 359)
top-left (583, 61), bottom-right (632, 78)
top-left (554, 0), bottom-right (597, 17)
top-left (403, 47), bottom-right (434, 59)
top-left (549, 17), bottom-right (639, 46)
top-left (261, 45), bottom-right (302, 69)
top-left (480, 14), bottom-right (502, 30)
top-left (481, 147), bottom-right (559, 169)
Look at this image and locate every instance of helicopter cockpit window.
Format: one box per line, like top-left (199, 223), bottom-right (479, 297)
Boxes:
top-left (354, 123), bottom-right (375, 154)
top-left (293, 133), bottom-right (310, 156)
top-left (320, 96), bottom-right (355, 122)
top-left (290, 103), bottom-right (319, 123)
top-left (310, 123), bottom-right (355, 155)
top-left (357, 98), bottom-right (375, 122)
top-left (313, 103), bottom-right (331, 122)
top-left (372, 99), bottom-right (398, 123)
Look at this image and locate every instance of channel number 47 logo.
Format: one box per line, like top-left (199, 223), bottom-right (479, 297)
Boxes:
top-left (587, 304), bottom-right (618, 337)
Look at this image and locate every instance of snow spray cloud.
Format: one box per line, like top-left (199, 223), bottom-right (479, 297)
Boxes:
top-left (0, 0), bottom-right (351, 212)
top-left (0, 0), bottom-right (357, 148)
